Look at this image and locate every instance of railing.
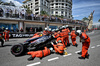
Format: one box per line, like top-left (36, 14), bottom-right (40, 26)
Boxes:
top-left (0, 15), bottom-right (86, 26)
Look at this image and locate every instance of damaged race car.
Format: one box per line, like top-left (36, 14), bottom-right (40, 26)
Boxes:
top-left (11, 32), bottom-right (55, 56)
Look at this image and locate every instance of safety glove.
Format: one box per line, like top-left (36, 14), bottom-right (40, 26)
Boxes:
top-left (64, 48), bottom-right (68, 55)
top-left (51, 42), bottom-right (54, 45)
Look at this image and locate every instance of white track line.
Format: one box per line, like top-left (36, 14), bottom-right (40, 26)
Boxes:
top-left (75, 50), bottom-right (81, 54)
top-left (63, 53), bottom-right (72, 57)
top-left (48, 57), bottom-right (59, 61)
top-left (26, 62), bottom-right (41, 66)
top-left (91, 46), bottom-right (95, 49)
top-left (97, 45), bottom-right (100, 47)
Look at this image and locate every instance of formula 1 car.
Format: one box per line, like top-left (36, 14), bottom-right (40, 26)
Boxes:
top-left (11, 32), bottom-right (55, 56)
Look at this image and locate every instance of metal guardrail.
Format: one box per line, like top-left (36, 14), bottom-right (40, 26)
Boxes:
top-left (0, 16), bottom-right (86, 26)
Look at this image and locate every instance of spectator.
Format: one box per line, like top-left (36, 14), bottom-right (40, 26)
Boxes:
top-left (34, 14), bottom-right (36, 20)
top-left (9, 9), bottom-right (13, 17)
top-left (30, 27), bottom-right (33, 32)
top-left (31, 13), bottom-right (34, 20)
top-left (5, 8), bottom-right (10, 18)
top-left (28, 14), bottom-right (32, 20)
top-left (21, 9), bottom-right (25, 19)
top-left (15, 9), bottom-right (19, 18)
top-left (16, 28), bottom-right (19, 32)
top-left (0, 8), bottom-right (3, 17)
top-left (20, 27), bottom-right (23, 32)
top-left (55, 17), bottom-right (58, 22)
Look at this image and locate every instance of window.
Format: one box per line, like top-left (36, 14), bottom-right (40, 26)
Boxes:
top-left (56, 12), bottom-right (58, 14)
top-left (52, 11), bottom-right (53, 14)
top-left (62, 6), bottom-right (64, 8)
top-left (35, 8), bottom-right (39, 11)
top-left (56, 6), bottom-right (58, 8)
top-left (28, 4), bottom-right (30, 6)
top-left (62, 3), bottom-right (64, 5)
top-left (35, 0), bottom-right (38, 2)
top-left (31, 3), bottom-right (32, 5)
top-left (31, 6), bottom-right (32, 8)
top-left (65, 15), bottom-right (67, 17)
top-left (61, 11), bottom-right (63, 14)
top-left (35, 12), bottom-right (39, 14)
top-left (56, 3), bottom-right (58, 5)
top-left (56, 0), bottom-right (58, 2)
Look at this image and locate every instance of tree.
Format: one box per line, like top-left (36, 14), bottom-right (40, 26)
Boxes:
top-left (98, 19), bottom-right (100, 22)
top-left (82, 17), bottom-right (89, 21)
top-left (40, 10), bottom-right (49, 16)
top-left (0, 1), bottom-right (3, 4)
top-left (23, 5), bottom-right (32, 14)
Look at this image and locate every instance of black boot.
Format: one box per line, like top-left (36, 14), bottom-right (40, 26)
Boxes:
top-left (27, 57), bottom-right (34, 61)
top-left (78, 56), bottom-right (85, 59)
top-left (40, 57), bottom-right (42, 60)
top-left (78, 52), bottom-right (82, 55)
top-left (85, 54), bottom-right (90, 59)
top-left (75, 44), bottom-right (78, 47)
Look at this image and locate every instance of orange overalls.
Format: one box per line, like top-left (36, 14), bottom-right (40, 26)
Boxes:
top-left (3, 30), bottom-right (10, 41)
top-left (80, 33), bottom-right (90, 58)
top-left (66, 28), bottom-right (70, 44)
top-left (27, 47), bottom-right (50, 58)
top-left (54, 32), bottom-right (59, 38)
top-left (53, 43), bottom-right (64, 54)
top-left (62, 29), bottom-right (69, 46)
top-left (71, 30), bottom-right (77, 46)
top-left (58, 32), bottom-right (66, 48)
top-left (48, 31), bottom-right (53, 35)
top-left (43, 30), bottom-right (49, 35)
top-left (53, 31), bottom-right (65, 47)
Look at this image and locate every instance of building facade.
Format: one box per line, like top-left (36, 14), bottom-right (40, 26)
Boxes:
top-left (23, 0), bottom-right (72, 19)
top-left (50, 0), bottom-right (72, 19)
top-left (23, 0), bottom-right (50, 15)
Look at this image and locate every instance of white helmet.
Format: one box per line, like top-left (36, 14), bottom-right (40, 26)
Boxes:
top-left (72, 28), bottom-right (75, 30)
top-left (66, 25), bottom-right (68, 28)
top-left (45, 28), bottom-right (47, 30)
top-left (52, 29), bottom-right (55, 32)
top-left (49, 47), bottom-right (53, 52)
top-left (6, 28), bottom-right (8, 30)
top-left (58, 40), bottom-right (62, 43)
top-left (49, 28), bottom-right (51, 31)
top-left (76, 30), bottom-right (82, 36)
top-left (56, 28), bottom-right (59, 31)
top-left (62, 26), bottom-right (66, 29)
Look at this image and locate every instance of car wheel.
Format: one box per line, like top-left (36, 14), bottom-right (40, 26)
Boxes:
top-left (11, 44), bottom-right (24, 56)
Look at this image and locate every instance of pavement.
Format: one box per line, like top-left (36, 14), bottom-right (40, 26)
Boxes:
top-left (0, 30), bottom-right (100, 66)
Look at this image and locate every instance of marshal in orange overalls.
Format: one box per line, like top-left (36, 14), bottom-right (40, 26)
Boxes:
top-left (80, 32), bottom-right (90, 58)
top-left (3, 30), bottom-right (10, 41)
top-left (53, 42), bottom-right (64, 54)
top-left (71, 30), bottom-right (77, 46)
top-left (66, 28), bottom-right (70, 44)
top-left (43, 30), bottom-right (49, 35)
top-left (27, 47), bottom-right (51, 59)
top-left (62, 28), bottom-right (69, 46)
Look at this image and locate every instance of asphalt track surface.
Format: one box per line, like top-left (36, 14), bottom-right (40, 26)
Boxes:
top-left (0, 30), bottom-right (100, 66)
